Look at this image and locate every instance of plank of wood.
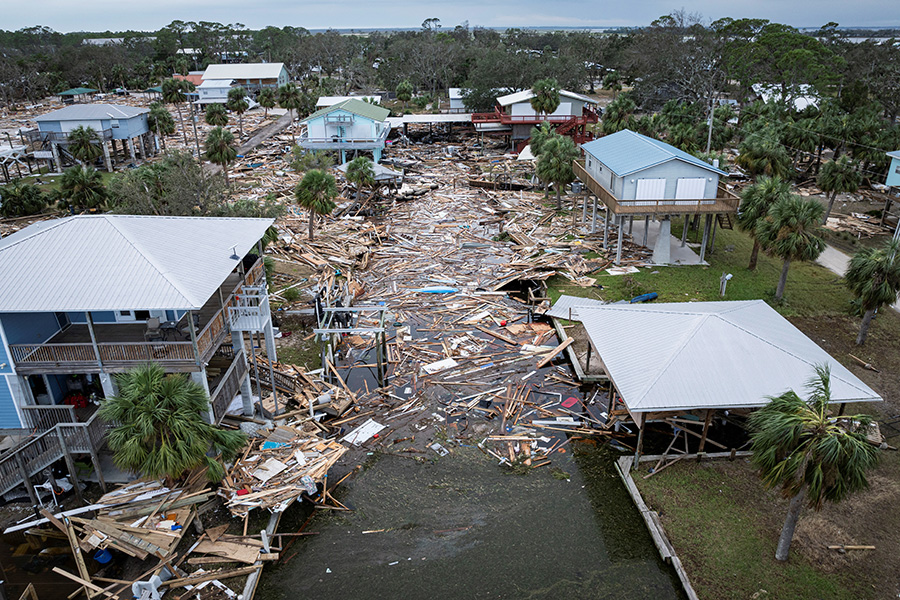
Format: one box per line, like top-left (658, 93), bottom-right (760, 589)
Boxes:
top-left (51, 568), bottom-right (121, 600)
top-left (473, 325), bottom-right (518, 346)
top-left (535, 337), bottom-right (574, 369)
top-left (163, 566), bottom-right (260, 589)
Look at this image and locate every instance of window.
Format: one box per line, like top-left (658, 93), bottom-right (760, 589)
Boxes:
top-left (111, 119), bottom-right (119, 128)
top-left (895, 164), bottom-right (900, 175)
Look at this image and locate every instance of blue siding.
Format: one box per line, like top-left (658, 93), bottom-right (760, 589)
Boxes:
top-left (0, 321), bottom-right (12, 377)
top-left (0, 312), bottom-right (62, 344)
top-left (0, 376), bottom-right (22, 428)
top-left (47, 374), bottom-right (67, 403)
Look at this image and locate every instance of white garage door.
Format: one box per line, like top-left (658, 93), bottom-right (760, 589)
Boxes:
top-left (634, 178), bottom-right (666, 205)
top-left (675, 178), bottom-right (707, 202)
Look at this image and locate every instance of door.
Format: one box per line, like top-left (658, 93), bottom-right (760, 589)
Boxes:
top-left (634, 178), bottom-right (666, 205)
top-left (675, 178), bottom-right (707, 203)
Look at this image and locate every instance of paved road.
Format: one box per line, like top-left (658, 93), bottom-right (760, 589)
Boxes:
top-left (816, 244), bottom-right (900, 312)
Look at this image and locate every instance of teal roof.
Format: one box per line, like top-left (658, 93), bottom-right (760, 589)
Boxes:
top-left (145, 86), bottom-right (163, 93)
top-left (581, 130), bottom-right (727, 177)
top-left (303, 98), bottom-right (390, 123)
top-left (58, 87), bottom-right (98, 96)
top-left (888, 150), bottom-right (900, 160)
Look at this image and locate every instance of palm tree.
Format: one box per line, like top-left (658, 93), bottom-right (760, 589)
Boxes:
top-left (205, 103), bottom-right (229, 127)
top-left (345, 155), bottom-right (375, 201)
top-left (529, 122), bottom-right (555, 158)
top-left (295, 169), bottom-right (337, 240)
top-left (536, 135), bottom-right (580, 210)
top-left (845, 239), bottom-right (900, 345)
top-left (67, 125), bottom-right (102, 165)
top-left (736, 131), bottom-right (792, 180)
top-left (749, 365), bottom-right (880, 561)
top-left (204, 126), bottom-right (237, 186)
top-left (396, 80), bottom-right (413, 109)
top-left (736, 176), bottom-right (793, 271)
top-left (147, 102), bottom-right (175, 151)
top-left (277, 83), bottom-right (303, 143)
top-left (817, 155), bottom-right (861, 223)
top-left (59, 165), bottom-right (107, 212)
top-left (783, 117), bottom-right (818, 173)
top-left (757, 194), bottom-right (826, 301)
top-left (226, 86), bottom-right (249, 137)
top-left (0, 180), bottom-right (47, 217)
top-left (258, 88), bottom-right (276, 118)
top-left (602, 72), bottom-right (622, 99)
top-left (99, 363), bottom-right (246, 482)
top-left (601, 94), bottom-right (636, 135)
top-left (530, 78), bottom-right (561, 117)
top-left (162, 77), bottom-right (194, 146)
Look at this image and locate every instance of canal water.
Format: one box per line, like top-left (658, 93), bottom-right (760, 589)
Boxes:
top-left (257, 442), bottom-right (685, 600)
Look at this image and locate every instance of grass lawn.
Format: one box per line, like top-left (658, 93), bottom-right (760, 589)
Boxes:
top-left (548, 223), bottom-right (854, 318)
top-left (635, 452), bottom-right (900, 600)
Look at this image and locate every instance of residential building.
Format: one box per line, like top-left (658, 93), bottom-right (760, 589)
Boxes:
top-left (316, 95), bottom-right (382, 109)
top-left (297, 98), bottom-right (391, 163)
top-left (25, 104), bottom-right (153, 172)
top-left (887, 150), bottom-right (900, 188)
top-left (448, 88), bottom-right (466, 113)
top-left (473, 89), bottom-right (600, 150)
top-left (196, 79), bottom-right (235, 106)
top-left (574, 129), bottom-right (739, 264)
top-left (201, 63), bottom-right (289, 92)
top-left (0, 215), bottom-right (276, 434)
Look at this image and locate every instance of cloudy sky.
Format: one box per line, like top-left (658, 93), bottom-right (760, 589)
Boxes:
top-left (7, 0), bottom-right (900, 33)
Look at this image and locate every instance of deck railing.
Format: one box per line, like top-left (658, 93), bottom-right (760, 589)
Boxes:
top-left (10, 258), bottom-right (266, 372)
top-left (21, 405), bottom-right (76, 430)
top-left (573, 160), bottom-right (740, 216)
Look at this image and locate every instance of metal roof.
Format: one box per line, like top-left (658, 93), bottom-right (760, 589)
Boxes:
top-left (0, 215), bottom-right (273, 312)
top-left (496, 89), bottom-right (597, 107)
top-left (316, 95), bottom-right (382, 108)
top-left (303, 98), bottom-right (390, 123)
top-left (580, 130), bottom-right (727, 177)
top-left (888, 150), bottom-right (900, 160)
top-left (575, 300), bottom-right (882, 414)
top-left (202, 63), bottom-right (285, 81)
top-left (197, 79), bottom-right (234, 89)
top-left (545, 294), bottom-right (606, 319)
top-left (58, 87), bottom-right (98, 96)
top-left (35, 104), bottom-right (149, 122)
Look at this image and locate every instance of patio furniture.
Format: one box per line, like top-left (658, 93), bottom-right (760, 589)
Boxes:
top-left (144, 317), bottom-right (163, 341)
top-left (160, 320), bottom-right (179, 340)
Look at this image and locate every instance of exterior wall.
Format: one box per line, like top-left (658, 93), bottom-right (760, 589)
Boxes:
top-left (114, 115), bottom-right (150, 140)
top-left (0, 376), bottom-right (21, 428)
top-left (199, 87), bottom-right (231, 101)
top-left (0, 320), bottom-right (23, 428)
top-left (66, 311), bottom-right (117, 324)
top-left (506, 98), bottom-right (587, 118)
top-left (887, 157), bottom-right (900, 187)
top-left (584, 155), bottom-right (718, 201)
top-left (37, 115), bottom-right (149, 140)
top-left (0, 312), bottom-right (63, 345)
top-left (305, 110), bottom-right (384, 141)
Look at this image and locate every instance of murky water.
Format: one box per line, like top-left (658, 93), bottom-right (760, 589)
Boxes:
top-left (257, 443), bottom-right (685, 600)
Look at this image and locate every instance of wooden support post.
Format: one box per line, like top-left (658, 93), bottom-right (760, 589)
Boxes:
top-left (14, 452), bottom-right (39, 506)
top-left (709, 214), bottom-right (718, 254)
top-left (628, 215), bottom-right (634, 235)
top-left (615, 216), bottom-right (624, 265)
top-left (603, 206), bottom-right (609, 248)
top-left (591, 195), bottom-right (598, 234)
top-left (681, 214), bottom-right (689, 247)
top-left (643, 216), bottom-right (650, 247)
top-left (633, 417), bottom-right (645, 467)
top-left (697, 409), bottom-right (714, 454)
top-left (88, 443), bottom-right (107, 493)
top-left (57, 431), bottom-right (82, 506)
top-left (699, 214), bottom-right (712, 263)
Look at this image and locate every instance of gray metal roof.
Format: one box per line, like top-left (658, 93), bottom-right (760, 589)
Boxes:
top-left (545, 294), bottom-right (606, 319)
top-left (202, 63), bottom-right (285, 81)
top-left (580, 129), bottom-right (727, 177)
top-left (0, 215), bottom-right (273, 312)
top-left (576, 300), bottom-right (881, 414)
top-left (35, 104), bottom-right (149, 122)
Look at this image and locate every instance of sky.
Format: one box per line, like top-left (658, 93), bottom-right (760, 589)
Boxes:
top-left (7, 0), bottom-right (900, 33)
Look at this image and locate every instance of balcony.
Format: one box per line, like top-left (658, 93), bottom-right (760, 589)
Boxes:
top-left (297, 125), bottom-right (390, 150)
top-left (8, 259), bottom-right (265, 375)
top-left (573, 160), bottom-right (741, 216)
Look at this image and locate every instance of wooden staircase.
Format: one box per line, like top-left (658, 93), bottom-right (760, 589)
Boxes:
top-left (717, 213), bottom-right (734, 230)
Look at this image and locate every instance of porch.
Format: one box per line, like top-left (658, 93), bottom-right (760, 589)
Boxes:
top-left (8, 259), bottom-right (264, 375)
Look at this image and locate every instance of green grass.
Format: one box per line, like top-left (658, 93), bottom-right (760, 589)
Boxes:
top-left (636, 462), bottom-right (864, 600)
top-left (548, 225), bottom-right (854, 318)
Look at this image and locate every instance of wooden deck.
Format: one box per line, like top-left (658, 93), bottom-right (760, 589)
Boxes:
top-left (574, 160), bottom-right (740, 216)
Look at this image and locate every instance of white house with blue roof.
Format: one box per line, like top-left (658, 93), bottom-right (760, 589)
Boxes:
top-left (574, 129), bottom-right (739, 265)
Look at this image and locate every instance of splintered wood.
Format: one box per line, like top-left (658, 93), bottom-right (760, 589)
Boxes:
top-left (218, 424), bottom-right (347, 518)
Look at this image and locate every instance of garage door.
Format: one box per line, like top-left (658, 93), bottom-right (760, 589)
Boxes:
top-left (634, 178), bottom-right (666, 205)
top-left (675, 178), bottom-right (707, 203)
